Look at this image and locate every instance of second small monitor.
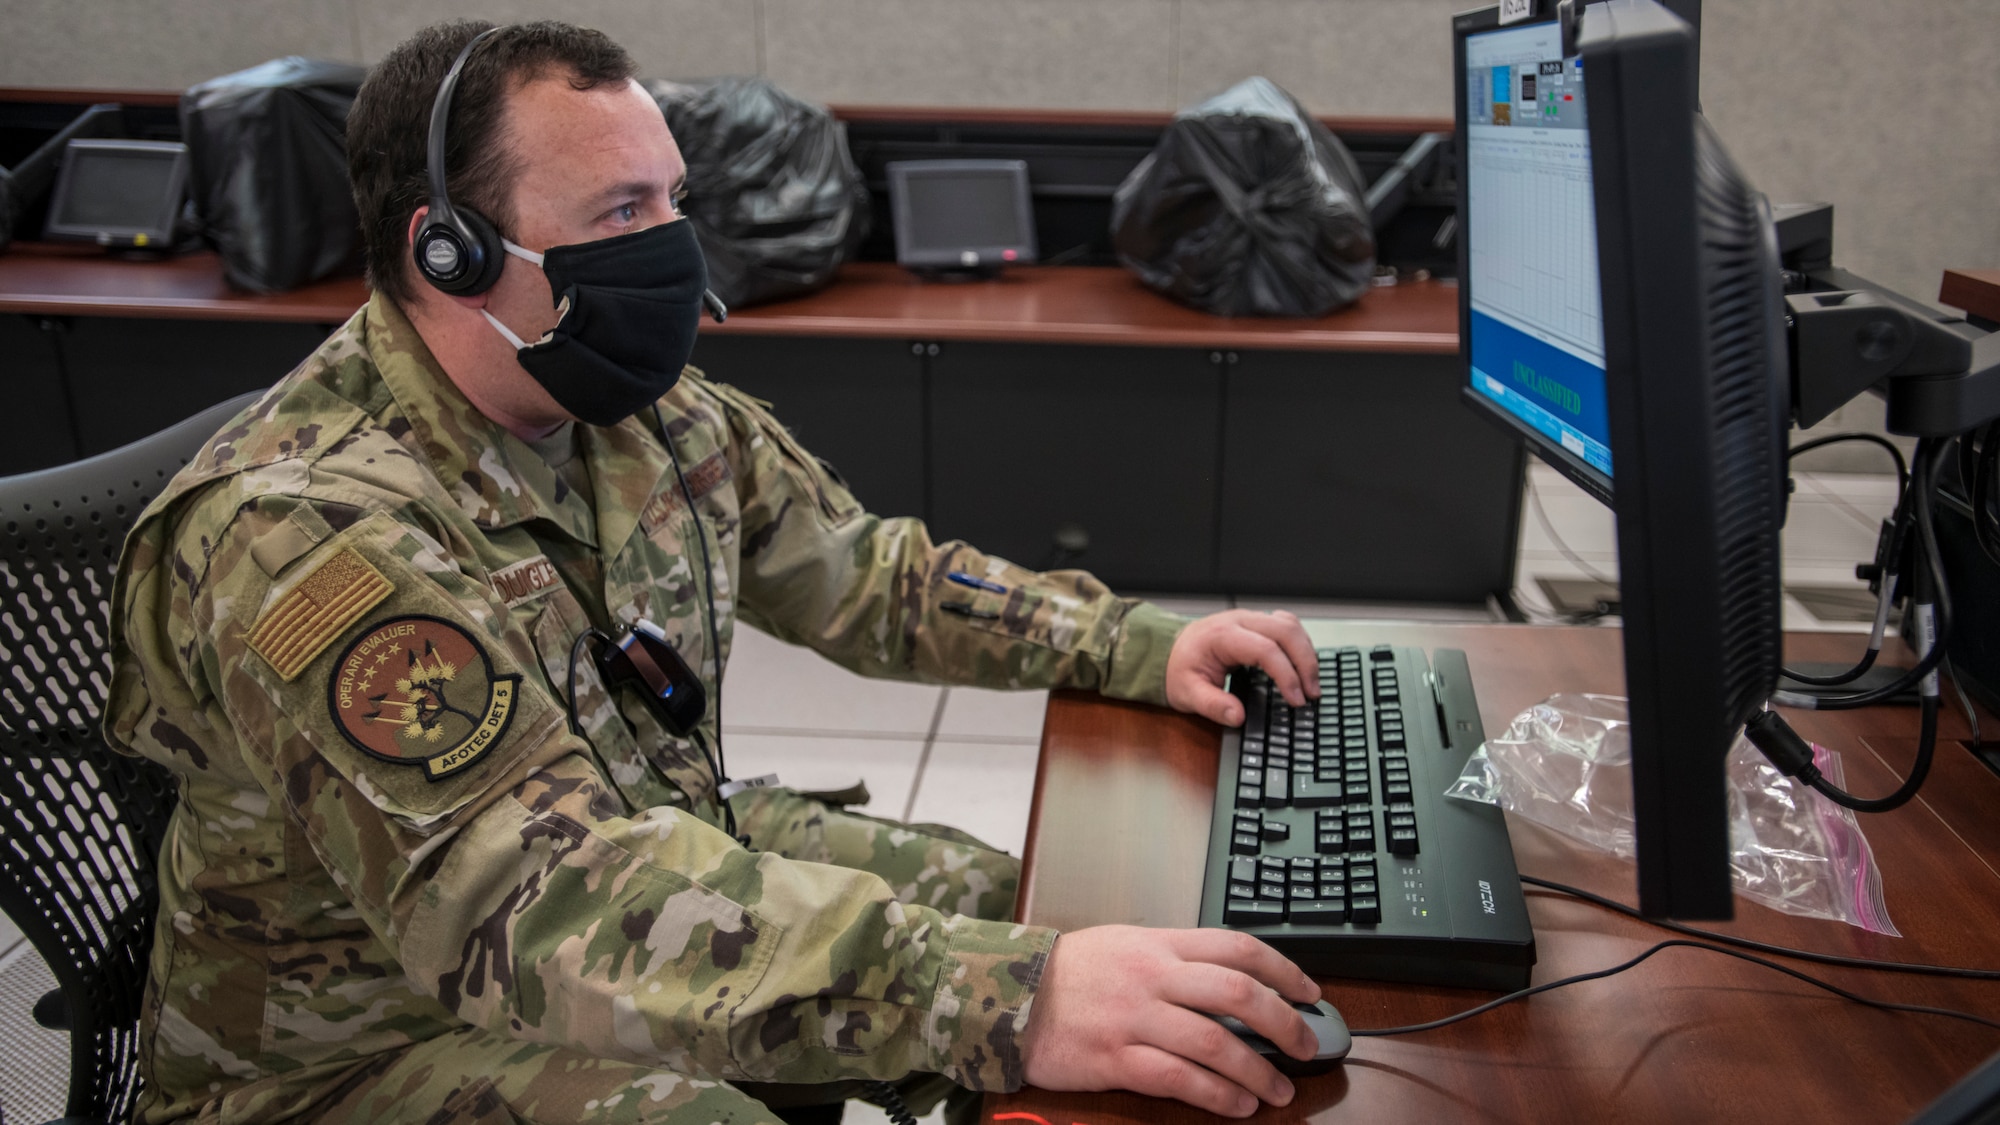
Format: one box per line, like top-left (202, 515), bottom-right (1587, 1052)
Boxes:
top-left (887, 159), bottom-right (1037, 277)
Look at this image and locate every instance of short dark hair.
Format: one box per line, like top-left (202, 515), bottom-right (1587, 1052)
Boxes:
top-left (347, 20), bottom-right (637, 306)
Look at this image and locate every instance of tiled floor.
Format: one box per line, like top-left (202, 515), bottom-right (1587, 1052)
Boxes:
top-left (0, 466), bottom-right (1900, 1122)
top-left (1512, 462), bottom-right (1897, 633)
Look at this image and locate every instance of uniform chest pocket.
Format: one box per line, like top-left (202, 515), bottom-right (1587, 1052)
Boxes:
top-left (526, 589), bottom-right (694, 812)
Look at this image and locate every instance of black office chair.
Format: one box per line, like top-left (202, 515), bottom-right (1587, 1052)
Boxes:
top-left (0, 391), bottom-right (263, 1125)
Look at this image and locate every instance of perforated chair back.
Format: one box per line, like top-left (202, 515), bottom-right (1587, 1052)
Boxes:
top-left (0, 391), bottom-right (263, 1125)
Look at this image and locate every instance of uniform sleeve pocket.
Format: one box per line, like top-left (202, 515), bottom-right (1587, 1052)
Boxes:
top-left (228, 511), bottom-right (571, 837)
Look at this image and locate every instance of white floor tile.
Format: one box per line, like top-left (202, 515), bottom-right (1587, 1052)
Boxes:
top-left (935, 687), bottom-right (1048, 743)
top-left (903, 741), bottom-right (1041, 856)
top-left (1781, 500), bottom-right (1880, 566)
top-left (722, 625), bottom-right (944, 737)
top-left (723, 734), bottom-right (925, 819)
top-left (1128, 592), bottom-right (1233, 617)
top-left (1520, 493), bottom-right (1618, 561)
top-left (1230, 596), bottom-right (1497, 623)
top-left (844, 1102), bottom-right (945, 1125)
top-left (1798, 471), bottom-right (1899, 532)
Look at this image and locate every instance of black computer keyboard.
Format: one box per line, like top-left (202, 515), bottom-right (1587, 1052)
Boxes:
top-left (1197, 644), bottom-right (1536, 991)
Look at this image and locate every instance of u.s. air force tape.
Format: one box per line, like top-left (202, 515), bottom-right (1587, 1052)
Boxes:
top-left (327, 615), bottom-right (521, 781)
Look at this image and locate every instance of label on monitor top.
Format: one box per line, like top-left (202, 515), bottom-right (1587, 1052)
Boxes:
top-left (1499, 0), bottom-right (1537, 24)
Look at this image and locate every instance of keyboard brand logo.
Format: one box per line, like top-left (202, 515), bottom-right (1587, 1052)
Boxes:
top-left (1478, 879), bottom-right (1498, 915)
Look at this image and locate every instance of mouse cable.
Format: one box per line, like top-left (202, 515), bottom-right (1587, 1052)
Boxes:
top-left (1788, 431), bottom-right (1910, 497)
top-left (1773, 438), bottom-right (1955, 713)
top-left (1520, 874), bottom-right (2000, 980)
top-left (1347, 938), bottom-right (2000, 1038)
top-left (861, 1080), bottom-right (920, 1125)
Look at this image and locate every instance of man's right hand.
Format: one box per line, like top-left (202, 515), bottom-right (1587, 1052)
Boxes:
top-left (1017, 925), bottom-right (1322, 1118)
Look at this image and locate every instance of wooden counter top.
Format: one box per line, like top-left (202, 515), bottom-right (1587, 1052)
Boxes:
top-left (0, 242), bottom-right (369, 323)
top-left (1941, 268), bottom-right (2000, 324)
top-left (701, 263), bottom-right (1459, 353)
top-left (0, 247), bottom-right (1460, 353)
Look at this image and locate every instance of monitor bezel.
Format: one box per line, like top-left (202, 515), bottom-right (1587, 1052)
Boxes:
top-left (1453, 5), bottom-right (1615, 507)
top-left (886, 158), bottom-right (1040, 270)
top-left (43, 138), bottom-right (189, 246)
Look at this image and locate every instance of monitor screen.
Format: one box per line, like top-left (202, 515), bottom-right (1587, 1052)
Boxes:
top-left (887, 159), bottom-right (1038, 271)
top-left (45, 140), bottom-right (187, 243)
top-left (1463, 20), bottom-right (1613, 485)
top-left (904, 172), bottom-right (1028, 250)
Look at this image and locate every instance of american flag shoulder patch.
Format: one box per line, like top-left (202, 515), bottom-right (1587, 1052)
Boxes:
top-left (246, 548), bottom-right (394, 682)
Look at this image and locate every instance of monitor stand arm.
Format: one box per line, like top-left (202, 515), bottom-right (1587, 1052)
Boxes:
top-left (1787, 282), bottom-right (2000, 437)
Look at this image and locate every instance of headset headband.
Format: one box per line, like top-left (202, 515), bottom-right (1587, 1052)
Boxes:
top-left (427, 27), bottom-right (501, 220)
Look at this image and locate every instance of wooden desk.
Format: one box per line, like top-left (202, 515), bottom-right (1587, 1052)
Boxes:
top-left (0, 247), bottom-right (1454, 353)
top-left (990, 621), bottom-right (2000, 1124)
top-left (1941, 269), bottom-right (2000, 326)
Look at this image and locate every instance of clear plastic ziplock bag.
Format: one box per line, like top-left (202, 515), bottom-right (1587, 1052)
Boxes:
top-left (1444, 693), bottom-right (1898, 935)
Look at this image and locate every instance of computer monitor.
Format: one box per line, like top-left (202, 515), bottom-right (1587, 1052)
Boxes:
top-left (1455, 0), bottom-right (1788, 919)
top-left (886, 159), bottom-right (1038, 276)
top-left (43, 139), bottom-right (190, 249)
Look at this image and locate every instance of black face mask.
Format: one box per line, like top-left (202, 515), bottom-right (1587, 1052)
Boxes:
top-left (482, 220), bottom-right (722, 427)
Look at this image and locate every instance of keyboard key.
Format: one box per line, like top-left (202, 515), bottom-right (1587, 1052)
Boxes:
top-left (1227, 899), bottom-right (1286, 925)
top-left (1315, 830), bottom-right (1346, 854)
top-left (1262, 768), bottom-right (1290, 806)
top-left (1259, 820), bottom-right (1290, 842)
top-left (1289, 856), bottom-right (1316, 877)
top-left (1240, 753), bottom-right (1264, 769)
top-left (1230, 857), bottom-right (1256, 884)
top-left (1386, 782), bottom-right (1414, 801)
top-left (1293, 776), bottom-right (1343, 807)
top-left (1370, 645), bottom-right (1393, 662)
top-left (1291, 898), bottom-right (1346, 923)
top-left (1232, 832), bottom-right (1260, 855)
top-left (1228, 880), bottom-right (1257, 899)
top-left (1389, 828), bottom-right (1420, 855)
top-left (1235, 785), bottom-right (1262, 808)
top-left (1351, 880), bottom-right (1378, 898)
top-left (1351, 896), bottom-right (1383, 924)
top-left (1289, 884), bottom-right (1316, 901)
top-left (1238, 766), bottom-right (1262, 789)
top-left (1348, 862), bottom-right (1377, 881)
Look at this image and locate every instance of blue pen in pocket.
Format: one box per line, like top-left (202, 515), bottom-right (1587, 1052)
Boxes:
top-left (946, 571), bottom-right (1007, 594)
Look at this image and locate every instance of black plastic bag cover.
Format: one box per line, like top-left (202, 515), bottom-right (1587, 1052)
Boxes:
top-left (181, 57), bottom-right (365, 293)
top-left (1112, 77), bottom-right (1376, 318)
top-left (647, 77), bottom-right (869, 309)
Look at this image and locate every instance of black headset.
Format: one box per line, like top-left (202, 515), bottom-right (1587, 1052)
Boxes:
top-left (412, 27), bottom-right (508, 296)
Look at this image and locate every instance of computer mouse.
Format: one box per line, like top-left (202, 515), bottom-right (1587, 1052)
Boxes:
top-left (1211, 998), bottom-right (1352, 1077)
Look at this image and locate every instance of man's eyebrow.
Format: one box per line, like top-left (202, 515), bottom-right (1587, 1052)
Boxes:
top-left (586, 181), bottom-right (664, 209)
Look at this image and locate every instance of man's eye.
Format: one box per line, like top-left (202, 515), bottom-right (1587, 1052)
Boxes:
top-left (612, 204), bottom-right (639, 224)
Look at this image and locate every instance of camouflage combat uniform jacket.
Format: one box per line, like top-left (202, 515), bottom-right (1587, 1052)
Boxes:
top-left (107, 293), bottom-right (1187, 1122)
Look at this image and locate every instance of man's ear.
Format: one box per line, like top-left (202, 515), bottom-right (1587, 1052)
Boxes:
top-left (404, 205), bottom-right (490, 311)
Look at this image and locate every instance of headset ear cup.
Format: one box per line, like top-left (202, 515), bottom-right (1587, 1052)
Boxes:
top-left (414, 206), bottom-right (506, 296)
top-left (455, 206), bottom-right (506, 295)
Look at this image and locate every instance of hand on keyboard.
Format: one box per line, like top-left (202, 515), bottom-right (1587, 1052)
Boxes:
top-left (1166, 609), bottom-right (1320, 726)
top-left (1017, 925), bottom-right (1321, 1118)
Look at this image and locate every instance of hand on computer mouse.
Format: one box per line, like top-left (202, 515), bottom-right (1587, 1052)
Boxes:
top-left (1017, 925), bottom-right (1321, 1119)
top-left (1166, 609), bottom-right (1321, 725)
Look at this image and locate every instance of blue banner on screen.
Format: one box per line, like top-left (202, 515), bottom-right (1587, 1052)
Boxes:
top-left (1469, 310), bottom-right (1612, 475)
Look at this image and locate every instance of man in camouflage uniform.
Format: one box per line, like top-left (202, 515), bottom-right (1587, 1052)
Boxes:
top-left (108, 20), bottom-right (1325, 1125)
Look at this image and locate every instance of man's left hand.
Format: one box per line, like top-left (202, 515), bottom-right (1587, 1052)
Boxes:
top-left (1164, 610), bottom-right (1318, 726)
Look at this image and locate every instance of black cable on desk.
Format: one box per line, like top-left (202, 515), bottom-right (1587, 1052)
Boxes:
top-left (1348, 939), bottom-right (2000, 1038)
top-left (1520, 874), bottom-right (2000, 980)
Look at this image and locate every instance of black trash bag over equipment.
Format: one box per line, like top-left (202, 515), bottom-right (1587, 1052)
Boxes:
top-left (647, 77), bottom-right (869, 309)
top-left (1111, 77), bottom-right (1376, 318)
top-left (181, 57), bottom-right (366, 293)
